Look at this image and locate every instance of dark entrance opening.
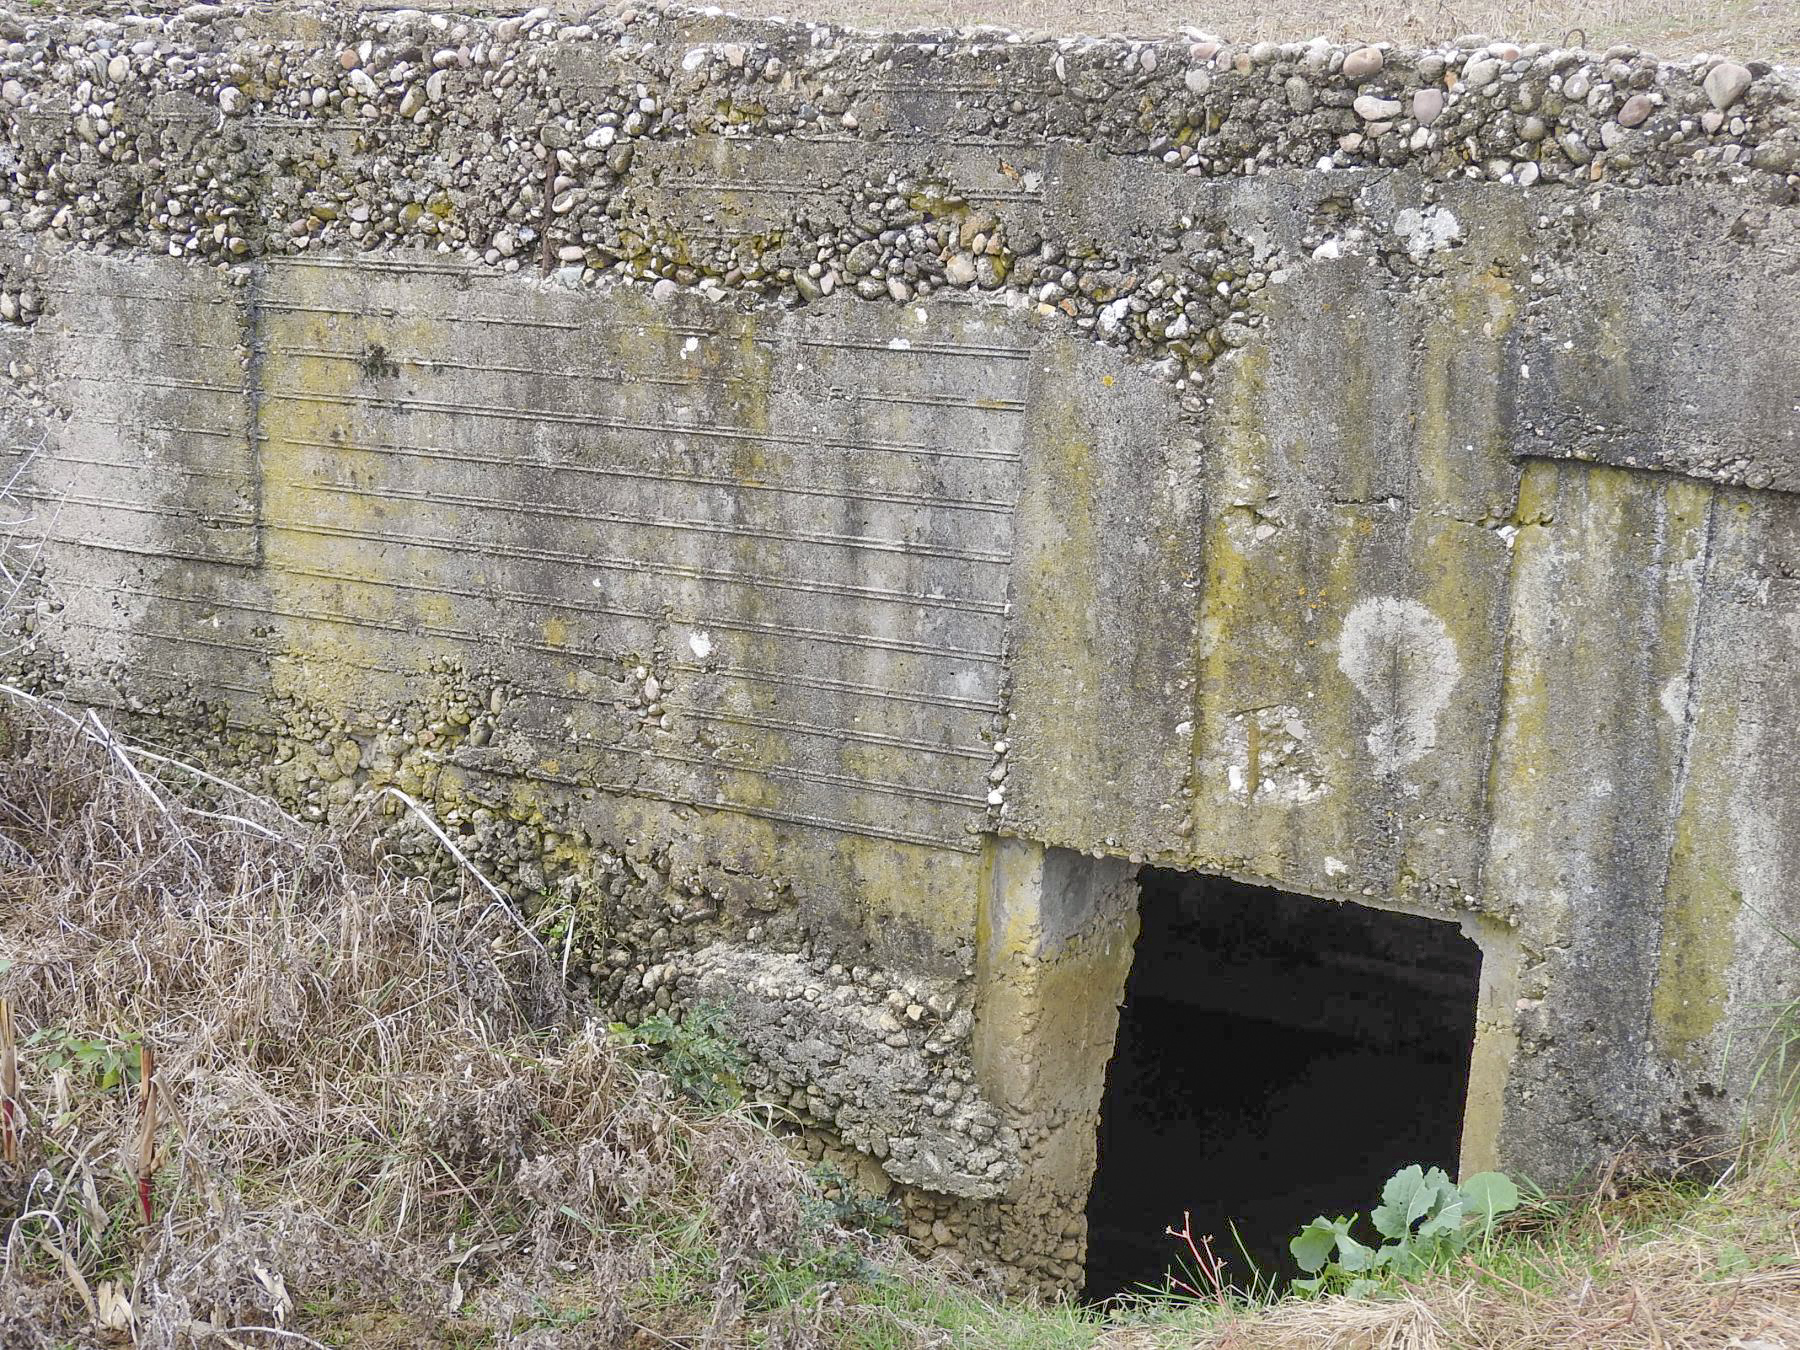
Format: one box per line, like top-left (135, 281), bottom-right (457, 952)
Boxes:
top-left (1083, 869), bottom-right (1481, 1301)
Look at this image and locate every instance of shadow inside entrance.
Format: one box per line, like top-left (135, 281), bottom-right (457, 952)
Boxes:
top-left (1082, 869), bottom-right (1481, 1302)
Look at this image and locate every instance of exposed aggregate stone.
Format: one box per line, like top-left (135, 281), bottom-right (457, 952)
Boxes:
top-left (0, 3), bottom-right (1793, 402)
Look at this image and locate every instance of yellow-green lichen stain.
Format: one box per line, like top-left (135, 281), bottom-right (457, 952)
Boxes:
top-left (243, 262), bottom-right (1017, 972)
top-left (1457, 912), bottom-right (1524, 1178)
top-left (1651, 814), bottom-right (1742, 1063)
top-left (1485, 462), bottom-right (1713, 901)
top-left (1485, 460), bottom-right (1713, 927)
top-left (1481, 459), bottom-right (1724, 1180)
top-left (1650, 493), bottom-right (1762, 1067)
top-left (1009, 340), bottom-right (1106, 837)
top-left (1002, 328), bottom-right (1201, 861)
top-left (1178, 250), bottom-right (1520, 907)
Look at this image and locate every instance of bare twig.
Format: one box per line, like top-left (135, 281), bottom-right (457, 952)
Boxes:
top-left (123, 744), bottom-right (306, 833)
top-left (0, 998), bottom-right (15, 1165)
top-left (0, 430), bottom-right (62, 656)
top-left (192, 1326), bottom-right (334, 1350)
top-left (377, 785), bottom-right (549, 959)
top-left (133, 1043), bottom-right (157, 1225)
top-left (0, 684), bottom-right (299, 842)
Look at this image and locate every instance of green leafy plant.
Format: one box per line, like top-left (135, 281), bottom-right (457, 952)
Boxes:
top-left (806, 1163), bottom-right (900, 1236)
top-left (611, 1001), bottom-right (744, 1111)
top-left (23, 1026), bottom-right (143, 1092)
top-left (1289, 1165), bottom-right (1522, 1298)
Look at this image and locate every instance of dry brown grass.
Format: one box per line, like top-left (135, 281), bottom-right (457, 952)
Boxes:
top-left (1185, 1251), bottom-right (1800, 1348)
top-left (0, 697), bottom-right (860, 1348)
top-left (1099, 1144), bottom-right (1800, 1350)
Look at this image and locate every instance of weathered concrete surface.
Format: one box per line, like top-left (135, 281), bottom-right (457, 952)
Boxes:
top-left (2, 1), bottom-right (1798, 1293)
top-left (974, 840), bottom-right (1138, 1274)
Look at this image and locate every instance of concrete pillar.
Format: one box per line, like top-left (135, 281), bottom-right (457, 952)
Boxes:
top-left (971, 837), bottom-right (1139, 1293)
top-left (1458, 912), bottom-right (1523, 1179)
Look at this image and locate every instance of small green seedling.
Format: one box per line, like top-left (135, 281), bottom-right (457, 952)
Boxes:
top-left (610, 1001), bottom-right (744, 1111)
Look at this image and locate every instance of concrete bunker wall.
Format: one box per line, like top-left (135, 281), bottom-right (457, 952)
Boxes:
top-left (1, 0), bottom-right (1798, 1294)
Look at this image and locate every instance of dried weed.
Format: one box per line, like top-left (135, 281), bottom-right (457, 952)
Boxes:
top-left (0, 699), bottom-right (837, 1348)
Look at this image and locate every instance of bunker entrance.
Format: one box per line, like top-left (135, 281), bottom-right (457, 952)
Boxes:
top-left (1083, 869), bottom-right (1481, 1301)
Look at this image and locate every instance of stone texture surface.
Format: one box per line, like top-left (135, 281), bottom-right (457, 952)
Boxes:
top-left (1, 0), bottom-right (1798, 1295)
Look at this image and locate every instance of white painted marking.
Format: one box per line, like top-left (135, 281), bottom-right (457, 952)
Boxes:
top-left (1336, 597), bottom-right (1461, 773)
top-left (1394, 205), bottom-right (1463, 259)
top-left (687, 630), bottom-right (714, 660)
top-left (1660, 672), bottom-right (1690, 723)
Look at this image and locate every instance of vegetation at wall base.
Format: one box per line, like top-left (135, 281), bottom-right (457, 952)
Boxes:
top-left (1285, 1165), bottom-right (1523, 1298)
top-left (0, 694), bottom-right (1793, 1348)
